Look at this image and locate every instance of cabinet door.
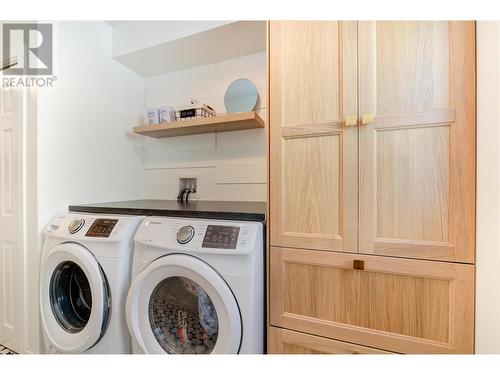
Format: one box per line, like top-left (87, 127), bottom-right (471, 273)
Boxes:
top-left (270, 21), bottom-right (358, 252)
top-left (268, 327), bottom-right (391, 354)
top-left (270, 247), bottom-right (474, 353)
top-left (358, 21), bottom-right (475, 262)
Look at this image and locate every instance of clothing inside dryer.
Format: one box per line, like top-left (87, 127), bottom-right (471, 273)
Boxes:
top-left (148, 276), bottom-right (219, 354)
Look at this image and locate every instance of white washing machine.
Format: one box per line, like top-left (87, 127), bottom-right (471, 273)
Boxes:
top-left (40, 213), bottom-right (143, 354)
top-left (126, 216), bottom-right (264, 354)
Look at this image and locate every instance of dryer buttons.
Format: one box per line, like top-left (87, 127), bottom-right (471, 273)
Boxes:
top-left (68, 219), bottom-right (85, 234)
top-left (176, 225), bottom-right (195, 244)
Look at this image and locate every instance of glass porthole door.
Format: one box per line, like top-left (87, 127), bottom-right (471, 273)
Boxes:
top-left (126, 254), bottom-right (241, 354)
top-left (149, 277), bottom-right (219, 354)
top-left (40, 243), bottom-right (109, 353)
top-left (50, 260), bottom-right (93, 333)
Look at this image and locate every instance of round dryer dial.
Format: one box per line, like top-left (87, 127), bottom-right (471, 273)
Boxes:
top-left (68, 219), bottom-right (85, 234)
top-left (176, 225), bottom-right (195, 244)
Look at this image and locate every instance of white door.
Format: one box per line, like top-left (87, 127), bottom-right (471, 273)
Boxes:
top-left (40, 243), bottom-right (110, 353)
top-left (126, 254), bottom-right (242, 354)
top-left (0, 85), bottom-right (23, 353)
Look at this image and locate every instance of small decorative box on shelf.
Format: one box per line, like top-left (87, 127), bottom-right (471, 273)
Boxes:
top-left (133, 111), bottom-right (265, 139)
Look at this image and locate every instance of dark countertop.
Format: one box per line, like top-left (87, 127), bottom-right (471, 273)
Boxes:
top-left (69, 199), bottom-right (267, 222)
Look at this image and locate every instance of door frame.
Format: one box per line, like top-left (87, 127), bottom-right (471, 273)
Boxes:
top-left (22, 84), bottom-right (38, 354)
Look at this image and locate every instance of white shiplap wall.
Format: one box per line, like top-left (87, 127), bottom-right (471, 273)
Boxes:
top-left (143, 52), bottom-right (267, 202)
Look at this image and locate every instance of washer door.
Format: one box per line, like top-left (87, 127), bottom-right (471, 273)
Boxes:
top-left (40, 243), bottom-right (110, 353)
top-left (126, 254), bottom-right (241, 354)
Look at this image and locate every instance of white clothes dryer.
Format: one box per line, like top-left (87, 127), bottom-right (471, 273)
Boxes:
top-left (40, 213), bottom-right (143, 354)
top-left (126, 216), bottom-right (264, 354)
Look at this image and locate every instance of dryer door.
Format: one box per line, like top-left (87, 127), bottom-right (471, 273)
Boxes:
top-left (40, 243), bottom-right (110, 353)
top-left (126, 254), bottom-right (242, 354)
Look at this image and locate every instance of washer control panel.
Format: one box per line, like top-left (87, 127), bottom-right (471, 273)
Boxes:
top-left (176, 225), bottom-right (195, 244)
top-left (202, 225), bottom-right (240, 249)
top-left (85, 218), bottom-right (118, 238)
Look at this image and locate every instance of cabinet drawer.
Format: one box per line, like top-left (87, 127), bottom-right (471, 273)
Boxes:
top-left (268, 326), bottom-right (391, 354)
top-left (270, 247), bottom-right (474, 353)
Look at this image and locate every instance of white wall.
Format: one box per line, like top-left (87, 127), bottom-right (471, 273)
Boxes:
top-left (475, 21), bottom-right (500, 353)
top-left (110, 21), bottom-right (232, 57)
top-left (142, 52), bottom-right (267, 202)
top-left (31, 21), bottom-right (145, 353)
top-left (37, 21), bottom-right (145, 227)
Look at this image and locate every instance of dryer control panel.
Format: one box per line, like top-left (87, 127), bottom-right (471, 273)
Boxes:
top-left (135, 217), bottom-right (263, 255)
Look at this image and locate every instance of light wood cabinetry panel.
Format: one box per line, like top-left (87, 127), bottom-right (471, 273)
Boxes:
top-left (358, 21), bottom-right (476, 262)
top-left (283, 135), bottom-right (341, 236)
top-left (270, 247), bottom-right (474, 353)
top-left (279, 21), bottom-right (340, 126)
top-left (268, 327), bottom-right (391, 354)
top-left (270, 21), bottom-right (358, 252)
top-left (268, 21), bottom-right (476, 354)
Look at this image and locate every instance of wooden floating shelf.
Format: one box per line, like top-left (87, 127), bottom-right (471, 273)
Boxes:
top-left (133, 111), bottom-right (265, 138)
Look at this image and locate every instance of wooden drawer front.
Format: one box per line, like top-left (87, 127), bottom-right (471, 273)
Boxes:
top-left (270, 247), bottom-right (474, 353)
top-left (268, 327), bottom-right (391, 354)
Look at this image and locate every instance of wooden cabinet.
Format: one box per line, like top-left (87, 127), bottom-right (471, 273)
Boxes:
top-left (268, 327), bottom-right (391, 354)
top-left (269, 247), bottom-right (474, 354)
top-left (358, 21), bottom-right (475, 263)
top-left (269, 21), bottom-right (358, 253)
top-left (268, 20), bottom-right (475, 354)
top-left (270, 21), bottom-right (475, 262)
